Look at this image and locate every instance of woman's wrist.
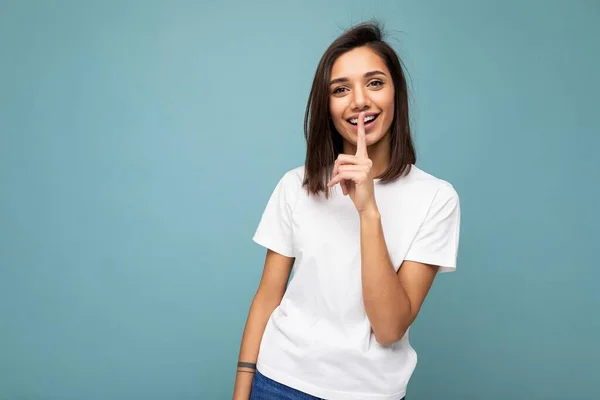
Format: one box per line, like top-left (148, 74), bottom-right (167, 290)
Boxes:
top-left (359, 202), bottom-right (381, 220)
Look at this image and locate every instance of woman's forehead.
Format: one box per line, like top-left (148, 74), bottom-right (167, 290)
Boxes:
top-left (330, 47), bottom-right (389, 80)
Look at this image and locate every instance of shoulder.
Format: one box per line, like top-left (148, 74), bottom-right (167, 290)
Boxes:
top-left (266, 165), bottom-right (305, 205)
top-left (400, 165), bottom-right (459, 203)
top-left (280, 165), bottom-right (305, 185)
top-left (383, 165), bottom-right (459, 219)
top-left (273, 165), bottom-right (305, 195)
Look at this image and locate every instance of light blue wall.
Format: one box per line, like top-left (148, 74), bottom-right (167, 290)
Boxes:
top-left (1, 1), bottom-right (598, 399)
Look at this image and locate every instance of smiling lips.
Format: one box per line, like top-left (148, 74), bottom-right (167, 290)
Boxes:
top-left (346, 112), bottom-right (380, 131)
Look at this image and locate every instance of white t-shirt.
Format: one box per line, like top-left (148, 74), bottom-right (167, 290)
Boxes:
top-left (252, 164), bottom-right (461, 400)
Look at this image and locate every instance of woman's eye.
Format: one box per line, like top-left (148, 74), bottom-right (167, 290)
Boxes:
top-left (368, 80), bottom-right (384, 87)
top-left (332, 87), bottom-right (347, 94)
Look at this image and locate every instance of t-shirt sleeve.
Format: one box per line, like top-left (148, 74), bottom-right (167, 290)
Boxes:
top-left (252, 173), bottom-right (296, 258)
top-left (404, 184), bottom-right (461, 273)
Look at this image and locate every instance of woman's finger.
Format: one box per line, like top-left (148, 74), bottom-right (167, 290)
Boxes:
top-left (340, 179), bottom-right (348, 195)
top-left (338, 164), bottom-right (368, 173)
top-left (328, 170), bottom-right (368, 187)
top-left (335, 154), bottom-right (369, 165)
top-left (355, 111), bottom-right (368, 157)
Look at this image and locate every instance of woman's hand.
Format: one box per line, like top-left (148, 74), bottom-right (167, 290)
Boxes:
top-left (327, 111), bottom-right (378, 215)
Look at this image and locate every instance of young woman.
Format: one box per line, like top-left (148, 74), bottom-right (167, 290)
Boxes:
top-left (233, 21), bottom-right (461, 400)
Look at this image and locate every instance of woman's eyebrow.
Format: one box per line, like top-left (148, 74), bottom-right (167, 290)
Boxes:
top-left (329, 70), bottom-right (387, 86)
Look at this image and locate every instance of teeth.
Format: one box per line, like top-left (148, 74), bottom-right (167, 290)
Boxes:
top-left (349, 115), bottom-right (376, 124)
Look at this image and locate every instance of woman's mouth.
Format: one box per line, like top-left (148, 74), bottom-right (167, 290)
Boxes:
top-left (346, 113), bottom-right (380, 131)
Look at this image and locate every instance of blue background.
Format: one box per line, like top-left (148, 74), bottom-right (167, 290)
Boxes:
top-left (1, 0), bottom-right (598, 399)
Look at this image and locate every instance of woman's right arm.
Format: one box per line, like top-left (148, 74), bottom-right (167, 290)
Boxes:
top-left (232, 249), bottom-right (294, 400)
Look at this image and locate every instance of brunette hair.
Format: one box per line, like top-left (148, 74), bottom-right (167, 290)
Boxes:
top-left (303, 21), bottom-right (416, 197)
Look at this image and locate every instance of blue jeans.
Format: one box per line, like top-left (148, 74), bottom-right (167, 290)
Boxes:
top-left (249, 370), bottom-right (406, 400)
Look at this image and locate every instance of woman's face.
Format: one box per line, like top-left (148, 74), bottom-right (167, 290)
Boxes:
top-left (328, 46), bottom-right (395, 150)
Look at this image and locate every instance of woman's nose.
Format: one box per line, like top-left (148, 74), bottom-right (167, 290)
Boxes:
top-left (351, 87), bottom-right (370, 110)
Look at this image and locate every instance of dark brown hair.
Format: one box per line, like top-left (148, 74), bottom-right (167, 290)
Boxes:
top-left (303, 21), bottom-right (416, 197)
